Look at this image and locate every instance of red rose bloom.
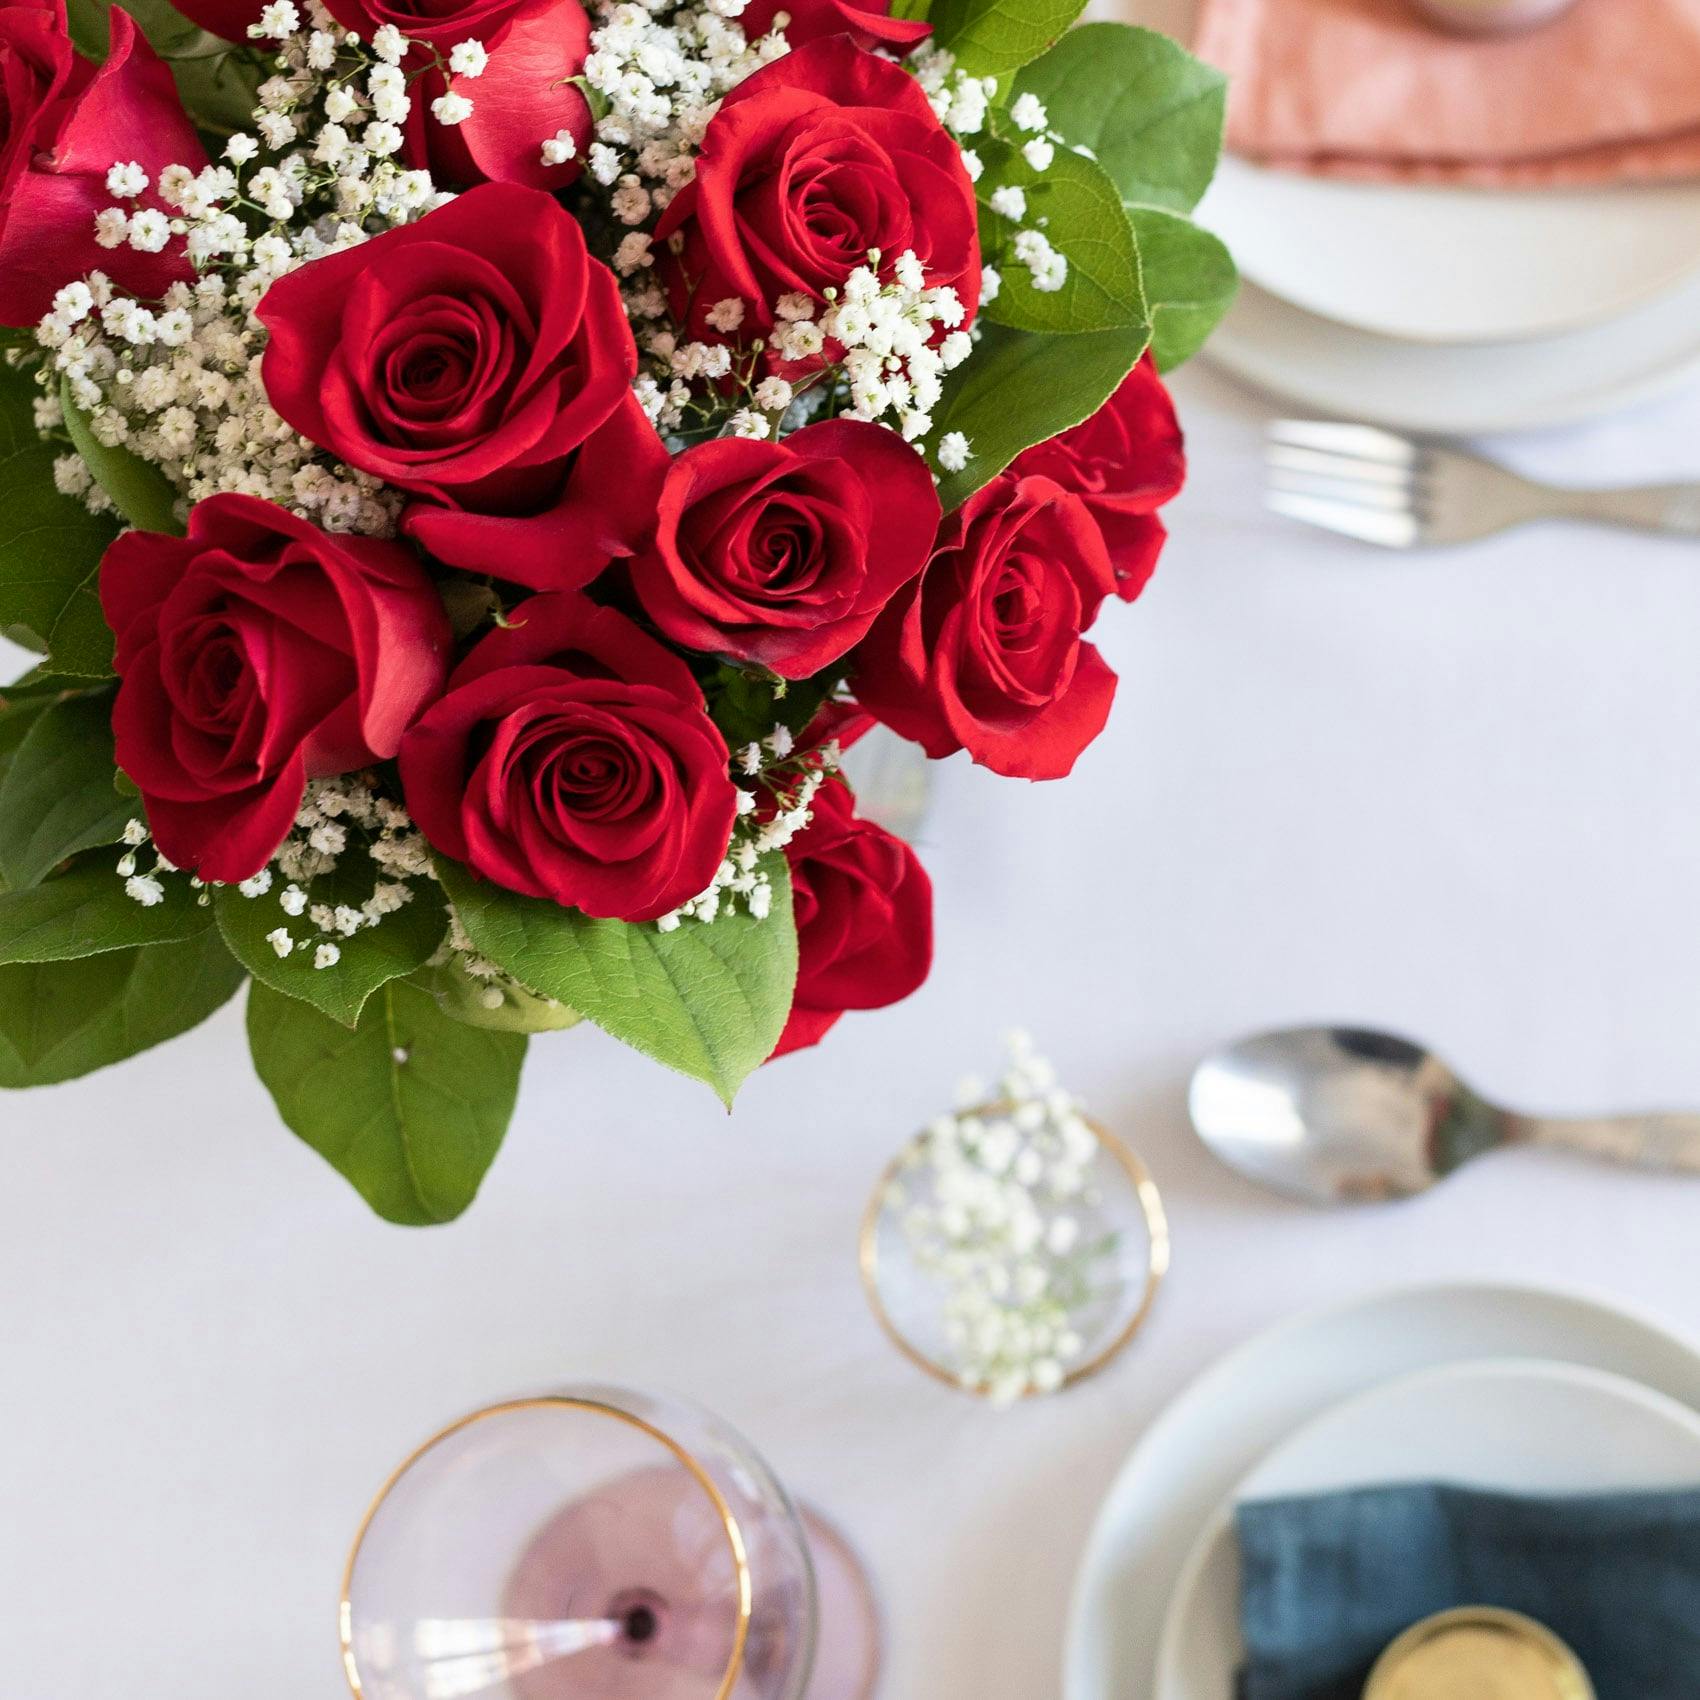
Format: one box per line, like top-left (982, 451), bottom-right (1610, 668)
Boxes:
top-left (772, 781), bottom-right (932, 1057)
top-left (0, 4), bottom-right (206, 327)
top-left (1009, 356), bottom-right (1186, 603)
top-left (256, 182), bottom-right (664, 585)
top-left (401, 5), bottom-right (591, 191)
top-left (400, 593), bottom-right (739, 922)
top-left (653, 36), bottom-right (979, 347)
top-left (853, 473), bottom-right (1118, 781)
top-left (738, 0), bottom-right (929, 50)
top-left (101, 494), bottom-right (452, 883)
top-left (325, 0), bottom-right (548, 51)
top-left (629, 419), bottom-right (939, 680)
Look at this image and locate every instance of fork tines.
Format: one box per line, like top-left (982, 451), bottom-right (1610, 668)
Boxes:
top-left (1265, 419), bottom-right (1426, 548)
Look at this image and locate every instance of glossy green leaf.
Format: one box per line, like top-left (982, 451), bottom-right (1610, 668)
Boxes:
top-left (439, 855), bottom-right (797, 1108)
top-left (0, 928), bottom-right (244, 1087)
top-left (978, 140), bottom-right (1148, 337)
top-left (215, 861), bottom-right (448, 1028)
top-left (928, 0), bottom-right (1083, 78)
top-left (247, 978), bottom-right (527, 1225)
top-left (61, 382), bottom-right (182, 537)
top-left (414, 958), bottom-right (582, 1035)
top-left (0, 692), bottom-right (136, 890)
top-left (1128, 206), bottom-right (1239, 371)
top-left (0, 360), bottom-right (120, 675)
top-left (0, 862), bottom-right (211, 963)
top-left (1013, 23), bottom-right (1227, 215)
top-left (928, 320), bottom-right (1148, 509)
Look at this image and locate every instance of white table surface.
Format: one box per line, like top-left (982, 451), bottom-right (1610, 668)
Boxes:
top-left (8, 358), bottom-right (1700, 1698)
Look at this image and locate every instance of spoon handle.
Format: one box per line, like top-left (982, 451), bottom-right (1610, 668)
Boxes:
top-left (1508, 1113), bottom-right (1700, 1176)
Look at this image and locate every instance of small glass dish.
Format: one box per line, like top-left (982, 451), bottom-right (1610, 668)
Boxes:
top-left (859, 1084), bottom-right (1169, 1405)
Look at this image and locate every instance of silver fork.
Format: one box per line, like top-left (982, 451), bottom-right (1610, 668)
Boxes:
top-left (1266, 420), bottom-right (1700, 548)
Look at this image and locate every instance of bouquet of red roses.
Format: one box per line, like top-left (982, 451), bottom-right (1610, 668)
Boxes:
top-left (0, 0), bottom-right (1231, 1221)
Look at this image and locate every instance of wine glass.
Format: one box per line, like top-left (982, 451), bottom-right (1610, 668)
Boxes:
top-left (340, 1387), bottom-right (879, 1700)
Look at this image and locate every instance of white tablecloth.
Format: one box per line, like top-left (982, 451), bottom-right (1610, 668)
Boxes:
top-left (8, 360), bottom-right (1700, 1697)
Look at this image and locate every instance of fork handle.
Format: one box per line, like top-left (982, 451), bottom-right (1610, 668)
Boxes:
top-left (1549, 484), bottom-right (1700, 538)
top-left (1508, 1112), bottom-right (1700, 1174)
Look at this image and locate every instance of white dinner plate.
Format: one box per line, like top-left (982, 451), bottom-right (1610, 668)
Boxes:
top-left (1154, 1357), bottom-right (1700, 1700)
top-left (1098, 0), bottom-right (1700, 345)
top-left (1061, 1281), bottom-right (1700, 1700)
top-left (1206, 272), bottom-right (1700, 434)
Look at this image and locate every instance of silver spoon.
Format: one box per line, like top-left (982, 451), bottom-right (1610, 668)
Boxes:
top-left (1189, 1025), bottom-right (1700, 1205)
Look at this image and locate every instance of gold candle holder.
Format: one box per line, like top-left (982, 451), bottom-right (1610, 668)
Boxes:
top-left (1364, 1607), bottom-right (1595, 1700)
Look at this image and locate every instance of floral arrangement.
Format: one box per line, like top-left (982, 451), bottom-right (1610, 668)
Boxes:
top-left (0, 0), bottom-right (1232, 1221)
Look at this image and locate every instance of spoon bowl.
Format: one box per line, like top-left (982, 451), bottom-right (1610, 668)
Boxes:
top-left (1190, 1025), bottom-right (1700, 1206)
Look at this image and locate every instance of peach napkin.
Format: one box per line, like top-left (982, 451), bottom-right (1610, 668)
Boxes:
top-left (1194, 0), bottom-right (1700, 184)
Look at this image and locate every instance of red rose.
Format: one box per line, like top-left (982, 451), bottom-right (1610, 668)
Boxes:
top-left (853, 473), bottom-right (1118, 781)
top-left (256, 182), bottom-right (665, 585)
top-left (101, 494), bottom-right (452, 883)
top-left (399, 593), bottom-right (738, 922)
top-left (325, 0), bottom-right (547, 51)
top-left (653, 36), bottom-right (979, 346)
top-left (772, 780), bottom-right (932, 1057)
top-left (628, 419), bottom-right (938, 680)
top-left (1010, 356), bottom-right (1186, 604)
top-left (401, 5), bottom-right (591, 190)
top-left (738, 0), bottom-right (930, 50)
top-left (0, 4), bottom-right (206, 327)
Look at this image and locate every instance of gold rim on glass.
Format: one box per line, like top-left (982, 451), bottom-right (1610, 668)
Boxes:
top-left (339, 1395), bottom-right (754, 1700)
top-left (857, 1110), bottom-right (1171, 1400)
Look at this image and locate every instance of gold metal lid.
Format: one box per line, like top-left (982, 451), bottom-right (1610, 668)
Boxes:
top-left (1363, 1608), bottom-right (1594, 1700)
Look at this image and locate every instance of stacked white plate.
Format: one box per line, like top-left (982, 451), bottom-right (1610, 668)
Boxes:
top-left (1061, 1281), bottom-right (1700, 1700)
top-left (1105, 0), bottom-right (1700, 431)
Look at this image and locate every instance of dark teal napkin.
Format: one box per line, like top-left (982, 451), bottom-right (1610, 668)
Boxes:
top-left (1236, 1482), bottom-right (1700, 1700)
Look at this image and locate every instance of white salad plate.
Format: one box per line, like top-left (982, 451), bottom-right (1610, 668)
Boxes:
top-left (1061, 1281), bottom-right (1700, 1700)
top-left (1153, 1356), bottom-right (1700, 1700)
top-left (1096, 0), bottom-right (1700, 427)
top-left (1102, 0), bottom-right (1700, 346)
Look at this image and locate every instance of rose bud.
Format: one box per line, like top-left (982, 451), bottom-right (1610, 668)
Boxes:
top-left (257, 182), bottom-right (666, 583)
top-left (737, 0), bottom-right (930, 50)
top-left (772, 780), bottom-right (933, 1058)
top-left (400, 593), bottom-right (739, 924)
top-left (629, 419), bottom-right (940, 680)
top-left (1009, 356), bottom-right (1186, 603)
top-left (653, 36), bottom-right (979, 349)
top-left (101, 494), bottom-right (453, 883)
top-left (853, 473), bottom-right (1119, 781)
top-left (0, 3), bottom-right (206, 327)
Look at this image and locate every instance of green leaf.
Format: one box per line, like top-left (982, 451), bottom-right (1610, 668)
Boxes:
top-left (247, 978), bottom-right (526, 1225)
top-left (1128, 206), bottom-right (1238, 371)
top-left (439, 855), bottom-right (797, 1108)
top-left (701, 663), bottom-right (838, 753)
top-left (215, 861), bottom-right (448, 1028)
top-left (978, 141), bottom-right (1147, 336)
top-left (413, 958), bottom-right (582, 1034)
top-left (0, 862), bottom-right (211, 963)
top-left (928, 0), bottom-right (1083, 78)
top-left (61, 382), bottom-right (182, 536)
top-left (0, 692), bottom-right (136, 891)
top-left (1013, 23), bottom-right (1227, 215)
top-left (0, 693), bottom-right (51, 801)
top-left (928, 320), bottom-right (1148, 509)
top-left (0, 928), bottom-right (244, 1087)
top-left (0, 359), bottom-right (120, 675)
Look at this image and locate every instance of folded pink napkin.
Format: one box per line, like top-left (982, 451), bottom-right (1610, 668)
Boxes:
top-left (1194, 0), bottom-right (1700, 183)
